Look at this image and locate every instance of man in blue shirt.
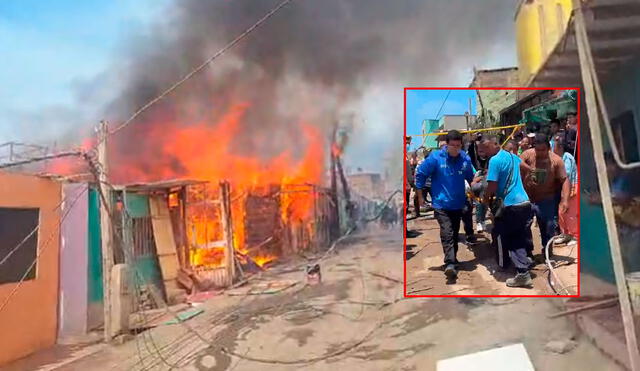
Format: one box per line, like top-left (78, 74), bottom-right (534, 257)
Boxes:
top-left (415, 130), bottom-right (475, 280)
top-left (478, 134), bottom-right (534, 288)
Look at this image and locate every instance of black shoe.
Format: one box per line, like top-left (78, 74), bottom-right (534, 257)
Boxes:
top-left (535, 254), bottom-right (555, 264)
top-left (466, 235), bottom-right (478, 244)
top-left (444, 264), bottom-right (458, 279)
top-left (506, 272), bottom-right (533, 288)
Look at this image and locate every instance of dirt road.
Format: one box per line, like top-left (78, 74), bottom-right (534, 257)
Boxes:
top-left (2, 227), bottom-right (606, 371)
top-left (406, 209), bottom-right (579, 296)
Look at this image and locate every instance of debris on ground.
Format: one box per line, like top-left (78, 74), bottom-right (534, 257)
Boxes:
top-left (549, 297), bottom-right (618, 318)
top-left (162, 308), bottom-right (205, 325)
top-left (306, 264), bottom-right (322, 285)
top-left (187, 290), bottom-right (223, 305)
top-left (129, 303), bottom-right (191, 329)
top-left (367, 271), bottom-right (403, 284)
top-left (544, 339), bottom-right (578, 354)
top-left (226, 279), bottom-right (298, 296)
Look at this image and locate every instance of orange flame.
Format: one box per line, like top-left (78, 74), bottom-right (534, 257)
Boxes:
top-left (45, 103), bottom-right (324, 271)
top-left (116, 103), bottom-right (325, 270)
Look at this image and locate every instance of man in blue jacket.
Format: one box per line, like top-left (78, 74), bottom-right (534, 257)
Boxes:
top-left (415, 130), bottom-right (475, 279)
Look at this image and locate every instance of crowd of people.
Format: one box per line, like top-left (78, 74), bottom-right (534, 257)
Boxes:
top-left (405, 112), bottom-right (579, 288)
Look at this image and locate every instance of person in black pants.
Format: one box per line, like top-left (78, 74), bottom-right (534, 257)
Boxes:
top-left (477, 135), bottom-right (535, 287)
top-left (415, 130), bottom-right (476, 279)
top-left (461, 197), bottom-right (476, 243)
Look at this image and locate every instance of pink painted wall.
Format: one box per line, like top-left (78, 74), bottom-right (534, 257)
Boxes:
top-left (0, 172), bottom-right (61, 365)
top-left (58, 183), bottom-right (89, 341)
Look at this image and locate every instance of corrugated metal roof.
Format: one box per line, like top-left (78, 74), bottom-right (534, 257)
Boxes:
top-left (529, 0), bottom-right (640, 88)
top-left (122, 178), bottom-right (208, 191)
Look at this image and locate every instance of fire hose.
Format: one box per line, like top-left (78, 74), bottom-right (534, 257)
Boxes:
top-left (545, 234), bottom-right (574, 295)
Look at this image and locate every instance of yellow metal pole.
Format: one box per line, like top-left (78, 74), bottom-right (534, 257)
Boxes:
top-left (409, 124), bottom-right (524, 137)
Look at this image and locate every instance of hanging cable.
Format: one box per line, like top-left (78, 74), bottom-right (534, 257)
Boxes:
top-left (434, 90), bottom-right (452, 120)
top-left (0, 186), bottom-right (89, 314)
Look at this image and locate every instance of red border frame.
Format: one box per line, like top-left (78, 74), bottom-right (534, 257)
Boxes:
top-left (403, 86), bottom-right (581, 298)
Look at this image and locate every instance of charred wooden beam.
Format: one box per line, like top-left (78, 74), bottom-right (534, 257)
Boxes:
top-left (219, 181), bottom-right (236, 286)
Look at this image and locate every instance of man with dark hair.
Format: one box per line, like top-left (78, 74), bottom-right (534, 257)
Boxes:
top-left (564, 112), bottom-right (578, 160)
top-left (520, 133), bottom-right (570, 260)
top-left (505, 140), bottom-right (519, 155)
top-left (477, 134), bottom-right (534, 287)
top-left (415, 130), bottom-right (476, 280)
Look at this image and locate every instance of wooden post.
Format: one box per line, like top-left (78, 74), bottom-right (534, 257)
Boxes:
top-left (312, 185), bottom-right (318, 251)
top-left (97, 120), bottom-right (114, 342)
top-left (180, 187), bottom-right (190, 269)
top-left (575, 6), bottom-right (640, 370)
top-left (219, 181), bottom-right (235, 286)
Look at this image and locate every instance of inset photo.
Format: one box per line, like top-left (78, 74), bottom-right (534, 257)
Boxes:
top-left (404, 87), bottom-right (579, 297)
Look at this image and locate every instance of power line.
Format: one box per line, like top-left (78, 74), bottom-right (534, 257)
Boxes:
top-left (434, 90), bottom-right (451, 120)
top-left (0, 186), bottom-right (89, 314)
top-left (0, 150), bottom-right (84, 170)
top-left (0, 167), bottom-right (94, 268)
top-left (106, 0), bottom-right (294, 141)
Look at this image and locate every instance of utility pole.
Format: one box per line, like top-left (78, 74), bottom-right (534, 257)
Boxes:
top-left (464, 112), bottom-right (470, 132)
top-left (97, 121), bottom-right (114, 342)
top-left (468, 97), bottom-right (473, 129)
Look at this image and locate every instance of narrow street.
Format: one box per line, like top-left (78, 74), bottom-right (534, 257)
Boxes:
top-left (2, 226), bottom-right (612, 371)
top-left (406, 209), bottom-right (579, 296)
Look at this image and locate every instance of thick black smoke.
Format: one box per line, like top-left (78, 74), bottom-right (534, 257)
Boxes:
top-left (103, 0), bottom-right (518, 177)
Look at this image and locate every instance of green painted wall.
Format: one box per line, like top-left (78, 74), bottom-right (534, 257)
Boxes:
top-left (579, 59), bottom-right (640, 283)
top-left (122, 192), bottom-right (165, 295)
top-left (134, 255), bottom-right (164, 289)
top-left (580, 198), bottom-right (615, 283)
top-left (87, 188), bottom-right (103, 303)
top-left (124, 193), bottom-right (150, 218)
top-left (422, 119), bottom-right (441, 149)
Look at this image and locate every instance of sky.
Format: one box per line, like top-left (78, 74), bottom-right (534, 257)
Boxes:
top-left (0, 0), bottom-right (166, 143)
top-left (405, 89), bottom-right (477, 150)
top-left (0, 1), bottom-right (517, 176)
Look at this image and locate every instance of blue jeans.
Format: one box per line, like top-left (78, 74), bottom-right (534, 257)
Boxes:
top-left (529, 197), bottom-right (560, 255)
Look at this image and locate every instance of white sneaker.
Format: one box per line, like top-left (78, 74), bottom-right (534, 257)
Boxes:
top-left (476, 222), bottom-right (485, 233)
